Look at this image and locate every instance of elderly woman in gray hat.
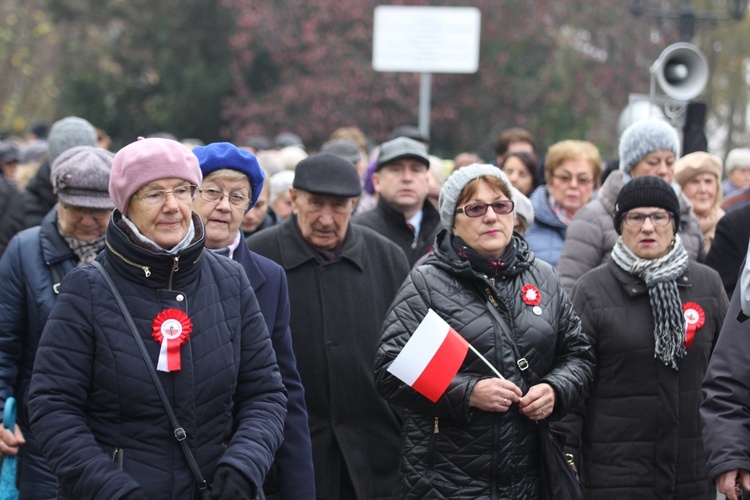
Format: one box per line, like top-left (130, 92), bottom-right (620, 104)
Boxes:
top-left (374, 164), bottom-right (594, 499)
top-left (557, 118), bottom-right (705, 292)
top-left (0, 145), bottom-right (115, 498)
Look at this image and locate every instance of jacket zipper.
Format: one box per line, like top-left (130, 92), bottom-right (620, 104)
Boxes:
top-left (105, 240), bottom-right (151, 277)
top-left (411, 231), bottom-right (419, 250)
top-left (168, 256), bottom-right (179, 289)
top-left (111, 447), bottom-right (123, 468)
top-left (427, 417), bottom-right (439, 471)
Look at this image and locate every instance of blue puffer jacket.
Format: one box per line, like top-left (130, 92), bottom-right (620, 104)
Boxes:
top-left (28, 212), bottom-right (287, 500)
top-left (524, 186), bottom-right (567, 267)
top-left (0, 207), bottom-right (76, 497)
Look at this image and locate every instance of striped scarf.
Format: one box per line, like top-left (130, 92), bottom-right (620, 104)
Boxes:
top-left (611, 234), bottom-right (689, 370)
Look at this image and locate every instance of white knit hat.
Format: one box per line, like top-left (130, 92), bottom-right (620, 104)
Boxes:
top-left (438, 164), bottom-right (511, 231)
top-left (619, 118), bottom-right (680, 174)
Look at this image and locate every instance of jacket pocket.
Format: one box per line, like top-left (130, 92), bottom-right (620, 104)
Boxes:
top-left (111, 447), bottom-right (124, 468)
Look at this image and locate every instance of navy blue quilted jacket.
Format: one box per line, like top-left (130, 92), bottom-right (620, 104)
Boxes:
top-left (374, 231), bottom-right (594, 499)
top-left (28, 212), bottom-right (287, 499)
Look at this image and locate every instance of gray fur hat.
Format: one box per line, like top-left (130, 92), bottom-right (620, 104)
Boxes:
top-left (48, 116), bottom-right (98, 165)
top-left (618, 118), bottom-right (680, 174)
top-left (438, 163), bottom-right (511, 231)
top-left (51, 145), bottom-right (115, 209)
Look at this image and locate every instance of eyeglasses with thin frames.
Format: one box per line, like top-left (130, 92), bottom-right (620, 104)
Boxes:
top-left (622, 211), bottom-right (673, 228)
top-left (132, 184), bottom-right (197, 205)
top-left (198, 188), bottom-right (251, 210)
top-left (455, 200), bottom-right (515, 218)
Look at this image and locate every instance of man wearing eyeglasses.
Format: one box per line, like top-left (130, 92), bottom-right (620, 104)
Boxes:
top-left (248, 152), bottom-right (409, 500)
top-left (353, 137), bottom-right (441, 267)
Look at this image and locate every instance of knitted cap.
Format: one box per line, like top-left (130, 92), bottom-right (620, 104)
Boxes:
top-left (293, 152), bottom-right (361, 197)
top-left (725, 148), bottom-right (750, 174)
top-left (438, 163), bottom-right (511, 231)
top-left (110, 137), bottom-right (202, 216)
top-left (673, 151), bottom-right (722, 186)
top-left (47, 117), bottom-right (98, 165)
top-left (193, 142), bottom-right (265, 209)
top-left (619, 118), bottom-right (680, 174)
top-left (613, 176), bottom-right (680, 234)
top-left (511, 186), bottom-right (534, 227)
top-left (51, 146), bottom-right (115, 209)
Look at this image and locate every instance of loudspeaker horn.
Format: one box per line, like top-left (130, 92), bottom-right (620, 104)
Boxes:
top-left (652, 42), bottom-right (709, 102)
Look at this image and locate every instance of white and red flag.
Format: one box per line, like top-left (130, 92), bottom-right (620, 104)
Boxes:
top-left (387, 309), bottom-right (470, 403)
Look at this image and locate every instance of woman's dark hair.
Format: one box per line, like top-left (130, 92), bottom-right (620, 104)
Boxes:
top-left (500, 151), bottom-right (540, 192)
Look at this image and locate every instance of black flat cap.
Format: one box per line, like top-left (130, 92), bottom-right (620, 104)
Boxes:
top-left (377, 136), bottom-right (430, 170)
top-left (293, 152), bottom-right (362, 197)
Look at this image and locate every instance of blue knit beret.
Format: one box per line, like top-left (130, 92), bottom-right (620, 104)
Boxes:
top-left (193, 142), bottom-right (265, 209)
top-left (618, 118), bottom-right (680, 174)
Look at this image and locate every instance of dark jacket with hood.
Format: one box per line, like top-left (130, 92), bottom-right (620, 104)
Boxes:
top-left (248, 216), bottom-right (409, 500)
top-left (0, 160), bottom-right (56, 256)
top-left (374, 231), bottom-right (594, 499)
top-left (28, 212), bottom-right (287, 499)
top-left (559, 257), bottom-right (727, 499)
top-left (353, 197), bottom-right (441, 267)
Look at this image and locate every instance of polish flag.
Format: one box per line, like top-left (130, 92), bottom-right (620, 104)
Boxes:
top-left (387, 309), bottom-right (469, 403)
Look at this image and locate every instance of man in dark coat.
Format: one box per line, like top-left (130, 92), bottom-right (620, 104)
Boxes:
top-left (705, 203), bottom-right (750, 299)
top-left (248, 153), bottom-right (409, 500)
top-left (0, 116), bottom-right (98, 256)
top-left (353, 137), bottom-right (441, 266)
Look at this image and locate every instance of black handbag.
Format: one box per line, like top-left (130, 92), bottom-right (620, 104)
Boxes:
top-left (478, 285), bottom-right (583, 500)
top-left (92, 261), bottom-right (212, 500)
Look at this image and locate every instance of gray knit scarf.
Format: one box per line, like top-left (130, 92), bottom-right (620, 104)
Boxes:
top-left (611, 234), bottom-right (689, 370)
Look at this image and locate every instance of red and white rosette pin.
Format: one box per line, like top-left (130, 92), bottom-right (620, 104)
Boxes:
top-left (522, 284), bottom-right (541, 306)
top-left (152, 309), bottom-right (192, 372)
top-left (682, 302), bottom-right (705, 349)
top-left (522, 284), bottom-right (543, 315)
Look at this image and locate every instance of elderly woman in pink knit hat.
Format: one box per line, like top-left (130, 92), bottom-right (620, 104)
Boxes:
top-left (27, 137), bottom-right (287, 500)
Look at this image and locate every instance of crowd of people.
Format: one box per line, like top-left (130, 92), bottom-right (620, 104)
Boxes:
top-left (0, 115), bottom-right (749, 499)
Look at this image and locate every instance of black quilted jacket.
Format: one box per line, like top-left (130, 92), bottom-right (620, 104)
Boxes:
top-left (28, 212), bottom-right (287, 499)
top-left (374, 231), bottom-right (594, 499)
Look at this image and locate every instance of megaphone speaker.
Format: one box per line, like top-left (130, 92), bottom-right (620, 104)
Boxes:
top-left (652, 42), bottom-right (709, 102)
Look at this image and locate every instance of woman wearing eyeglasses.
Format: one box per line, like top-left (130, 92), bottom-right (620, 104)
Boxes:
top-left (27, 137), bottom-right (287, 499)
top-left (0, 145), bottom-right (114, 499)
top-left (192, 142), bottom-right (315, 500)
top-left (374, 164), bottom-right (594, 498)
top-left (524, 140), bottom-right (602, 267)
top-left (557, 175), bottom-right (727, 499)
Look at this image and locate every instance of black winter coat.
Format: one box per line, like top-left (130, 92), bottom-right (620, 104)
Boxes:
top-left (28, 212), bottom-right (287, 499)
top-left (0, 161), bottom-right (56, 257)
top-left (704, 203), bottom-right (750, 298)
top-left (352, 197), bottom-right (441, 267)
top-left (374, 231), bottom-right (595, 499)
top-left (248, 216), bottom-right (410, 500)
top-left (700, 270), bottom-right (750, 483)
top-left (560, 258), bottom-right (727, 499)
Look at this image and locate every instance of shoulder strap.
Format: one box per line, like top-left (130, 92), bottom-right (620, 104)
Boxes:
top-left (467, 280), bottom-right (531, 383)
top-left (91, 261), bottom-right (210, 495)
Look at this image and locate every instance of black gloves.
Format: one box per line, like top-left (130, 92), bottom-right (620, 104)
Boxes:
top-left (211, 465), bottom-right (256, 500)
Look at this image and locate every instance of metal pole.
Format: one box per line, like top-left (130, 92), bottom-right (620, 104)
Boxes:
top-left (418, 72), bottom-right (432, 142)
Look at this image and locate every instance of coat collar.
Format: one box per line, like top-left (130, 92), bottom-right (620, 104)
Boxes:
top-left (39, 207), bottom-right (77, 265)
top-left (233, 238), bottom-right (266, 292)
top-left (273, 216), bottom-right (366, 272)
top-left (102, 210), bottom-right (206, 288)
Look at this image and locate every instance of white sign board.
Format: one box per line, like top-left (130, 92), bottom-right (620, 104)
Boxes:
top-left (373, 6), bottom-right (481, 74)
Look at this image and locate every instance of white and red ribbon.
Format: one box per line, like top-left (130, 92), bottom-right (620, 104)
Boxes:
top-left (522, 284), bottom-right (542, 306)
top-left (152, 309), bottom-right (192, 372)
top-left (682, 302), bottom-right (705, 349)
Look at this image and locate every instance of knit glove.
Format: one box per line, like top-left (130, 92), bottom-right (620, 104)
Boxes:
top-left (211, 465), bottom-right (256, 500)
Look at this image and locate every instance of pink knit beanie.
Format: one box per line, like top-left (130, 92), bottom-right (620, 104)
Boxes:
top-left (110, 137), bottom-right (202, 215)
